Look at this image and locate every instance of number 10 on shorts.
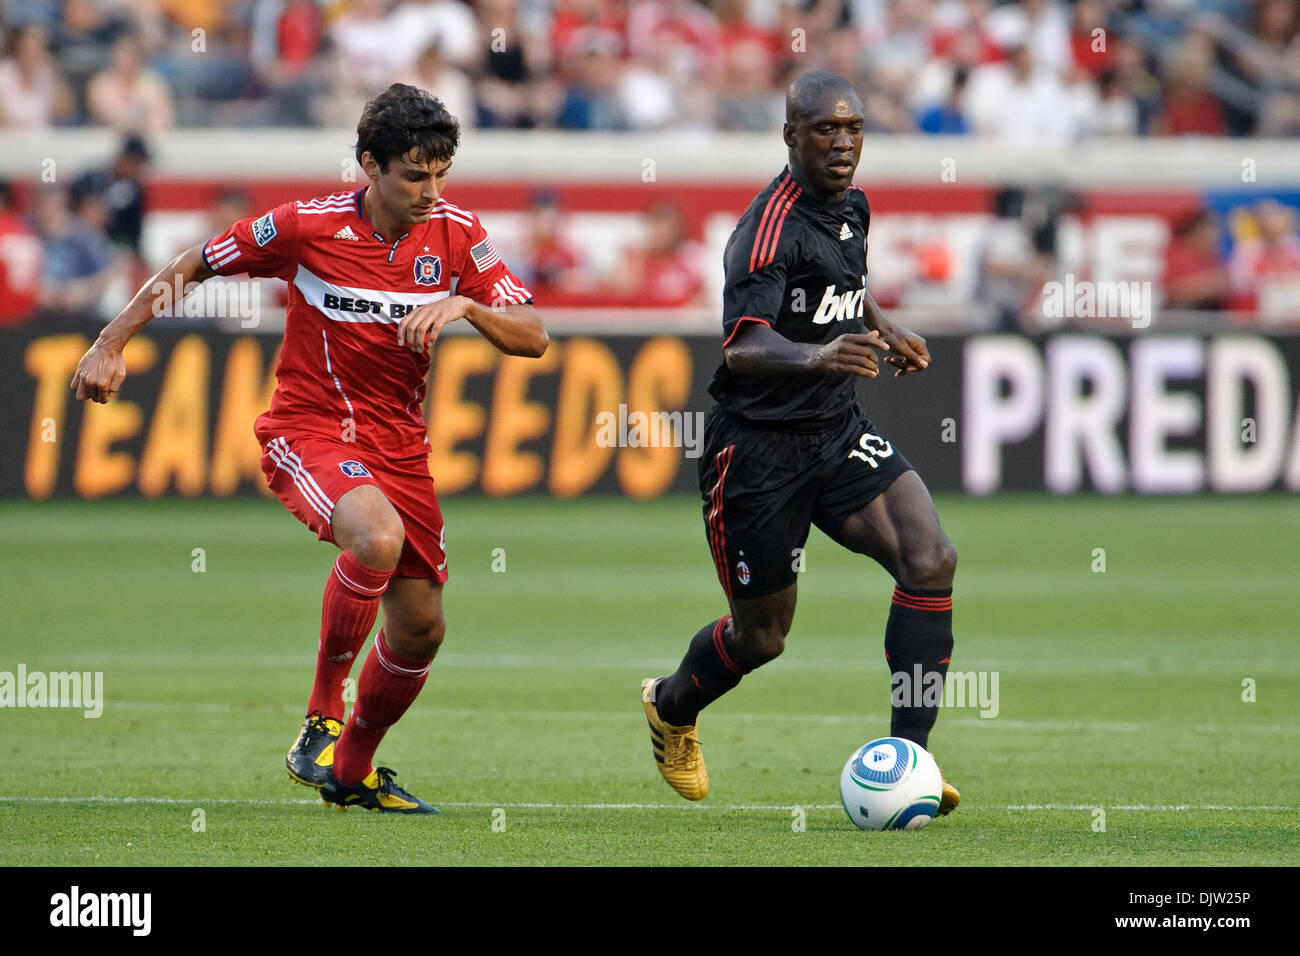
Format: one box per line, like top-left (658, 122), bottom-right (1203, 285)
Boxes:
top-left (848, 431), bottom-right (893, 468)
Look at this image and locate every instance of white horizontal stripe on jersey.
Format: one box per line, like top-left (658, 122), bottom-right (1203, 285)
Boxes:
top-left (492, 280), bottom-right (528, 305)
top-left (498, 274), bottom-right (530, 300)
top-left (298, 205), bottom-right (357, 216)
top-left (432, 201), bottom-right (473, 226)
top-left (212, 246), bottom-right (242, 268)
top-left (296, 191), bottom-right (353, 204)
top-left (207, 239), bottom-right (238, 263)
top-left (293, 263), bottom-right (450, 325)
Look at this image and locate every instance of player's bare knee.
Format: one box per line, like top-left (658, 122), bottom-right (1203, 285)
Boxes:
top-left (899, 537), bottom-right (956, 590)
top-left (932, 537), bottom-right (957, 584)
top-left (733, 620), bottom-right (788, 668)
top-left (352, 526), bottom-right (404, 571)
top-left (754, 628), bottom-right (786, 665)
top-left (387, 612), bottom-right (443, 661)
top-left (421, 612), bottom-right (446, 656)
top-left (405, 626), bottom-right (442, 661)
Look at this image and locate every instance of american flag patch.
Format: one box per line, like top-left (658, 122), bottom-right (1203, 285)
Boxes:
top-left (470, 237), bottom-right (501, 273)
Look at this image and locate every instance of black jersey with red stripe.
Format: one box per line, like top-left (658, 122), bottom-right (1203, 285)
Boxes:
top-left (708, 166), bottom-right (872, 427)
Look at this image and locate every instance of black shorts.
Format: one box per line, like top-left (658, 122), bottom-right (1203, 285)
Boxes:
top-left (698, 403), bottom-right (913, 600)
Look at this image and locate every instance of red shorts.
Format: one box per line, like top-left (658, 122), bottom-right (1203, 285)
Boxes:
top-left (259, 435), bottom-right (448, 582)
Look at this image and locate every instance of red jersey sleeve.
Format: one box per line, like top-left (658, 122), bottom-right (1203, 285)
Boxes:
top-left (202, 201), bottom-right (299, 280)
top-left (454, 213), bottom-right (534, 307)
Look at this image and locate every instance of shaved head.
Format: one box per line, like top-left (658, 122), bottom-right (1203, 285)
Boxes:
top-left (782, 71), bottom-right (865, 201)
top-left (785, 71), bottom-right (862, 126)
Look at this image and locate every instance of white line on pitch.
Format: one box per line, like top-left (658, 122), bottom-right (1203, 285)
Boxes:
top-left (0, 796), bottom-right (1293, 812)
top-left (96, 702), bottom-right (1295, 735)
top-left (15, 652), bottom-right (1298, 677)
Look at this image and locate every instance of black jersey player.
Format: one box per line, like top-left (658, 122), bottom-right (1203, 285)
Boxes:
top-left (641, 71), bottom-right (960, 815)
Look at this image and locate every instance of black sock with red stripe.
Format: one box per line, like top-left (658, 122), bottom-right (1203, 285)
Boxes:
top-left (654, 617), bottom-right (748, 727)
top-left (884, 586), bottom-right (954, 749)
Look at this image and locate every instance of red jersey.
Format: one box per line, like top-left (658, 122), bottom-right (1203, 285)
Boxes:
top-left (203, 187), bottom-right (532, 458)
top-left (0, 211), bottom-right (43, 326)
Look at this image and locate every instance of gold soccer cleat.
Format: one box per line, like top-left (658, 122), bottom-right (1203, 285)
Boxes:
top-left (641, 677), bottom-right (709, 801)
top-left (937, 772), bottom-right (961, 816)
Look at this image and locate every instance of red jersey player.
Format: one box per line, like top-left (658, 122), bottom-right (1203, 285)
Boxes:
top-left (0, 180), bottom-right (43, 327)
top-left (70, 85), bottom-right (548, 814)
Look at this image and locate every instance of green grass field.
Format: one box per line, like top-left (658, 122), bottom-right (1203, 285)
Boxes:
top-left (0, 493), bottom-right (1296, 866)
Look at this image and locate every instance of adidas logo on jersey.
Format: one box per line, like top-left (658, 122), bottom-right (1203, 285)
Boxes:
top-left (839, 222), bottom-right (852, 240)
top-left (332, 225), bottom-right (361, 241)
top-left (811, 282), bottom-right (866, 324)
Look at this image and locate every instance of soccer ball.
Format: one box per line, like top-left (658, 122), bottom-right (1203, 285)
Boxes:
top-left (839, 737), bottom-right (943, 831)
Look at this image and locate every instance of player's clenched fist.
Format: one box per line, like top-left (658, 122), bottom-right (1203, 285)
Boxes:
top-left (815, 330), bottom-right (890, 378)
top-left (70, 342), bottom-right (126, 404)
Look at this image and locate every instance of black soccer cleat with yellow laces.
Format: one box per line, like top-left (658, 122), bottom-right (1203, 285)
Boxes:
top-left (286, 712), bottom-right (342, 789)
top-left (319, 766), bottom-right (440, 814)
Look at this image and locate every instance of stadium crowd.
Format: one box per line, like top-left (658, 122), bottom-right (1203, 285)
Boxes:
top-left (2, 1), bottom-right (1299, 327)
top-left (1, 0), bottom-right (1298, 137)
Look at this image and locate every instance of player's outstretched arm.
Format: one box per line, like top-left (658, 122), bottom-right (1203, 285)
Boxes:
top-left (723, 321), bottom-right (889, 378)
top-left (863, 289), bottom-right (929, 378)
top-left (397, 296), bottom-right (548, 358)
top-left (70, 243), bottom-right (216, 403)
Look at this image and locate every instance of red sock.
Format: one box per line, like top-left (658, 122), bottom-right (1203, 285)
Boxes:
top-left (331, 629), bottom-right (431, 784)
top-left (306, 552), bottom-right (392, 720)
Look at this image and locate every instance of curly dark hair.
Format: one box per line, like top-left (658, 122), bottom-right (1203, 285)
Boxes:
top-left (355, 84), bottom-right (461, 171)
